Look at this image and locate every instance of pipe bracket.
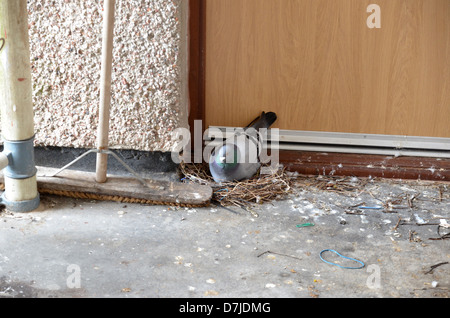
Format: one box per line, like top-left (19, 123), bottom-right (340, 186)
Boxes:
top-left (2, 136), bottom-right (37, 179)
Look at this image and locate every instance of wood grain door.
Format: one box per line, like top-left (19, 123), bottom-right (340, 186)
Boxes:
top-left (204, 0), bottom-right (450, 138)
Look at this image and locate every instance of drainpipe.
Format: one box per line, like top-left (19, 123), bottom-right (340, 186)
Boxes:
top-left (0, 0), bottom-right (40, 212)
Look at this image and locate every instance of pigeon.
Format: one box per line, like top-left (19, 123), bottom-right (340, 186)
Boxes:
top-left (209, 111), bottom-right (277, 183)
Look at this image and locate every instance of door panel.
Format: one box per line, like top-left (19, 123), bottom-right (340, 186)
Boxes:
top-left (204, 0), bottom-right (450, 138)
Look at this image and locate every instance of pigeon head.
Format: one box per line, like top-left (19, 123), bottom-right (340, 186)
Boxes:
top-left (214, 144), bottom-right (240, 169)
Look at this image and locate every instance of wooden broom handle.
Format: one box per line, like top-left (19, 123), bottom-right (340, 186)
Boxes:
top-left (96, 0), bottom-right (116, 183)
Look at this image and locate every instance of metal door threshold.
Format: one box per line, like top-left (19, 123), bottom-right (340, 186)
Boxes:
top-left (205, 127), bottom-right (450, 158)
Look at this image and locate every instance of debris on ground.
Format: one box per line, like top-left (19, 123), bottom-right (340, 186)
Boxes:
top-left (180, 162), bottom-right (449, 212)
top-left (180, 162), bottom-right (450, 248)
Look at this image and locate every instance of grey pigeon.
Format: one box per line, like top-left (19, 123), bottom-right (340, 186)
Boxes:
top-left (209, 111), bottom-right (277, 183)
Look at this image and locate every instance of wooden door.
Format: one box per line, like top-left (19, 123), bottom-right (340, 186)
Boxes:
top-left (204, 0), bottom-right (450, 138)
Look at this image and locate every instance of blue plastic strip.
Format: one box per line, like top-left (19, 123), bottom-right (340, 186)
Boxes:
top-left (358, 206), bottom-right (383, 210)
top-left (319, 249), bottom-right (365, 269)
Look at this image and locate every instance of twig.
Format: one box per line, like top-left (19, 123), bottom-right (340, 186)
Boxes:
top-left (428, 225), bottom-right (450, 241)
top-left (257, 250), bottom-right (302, 261)
top-left (393, 217), bottom-right (402, 231)
top-left (345, 209), bottom-right (363, 215)
top-left (212, 201), bottom-right (239, 214)
top-left (424, 262), bottom-right (449, 275)
top-left (438, 185), bottom-right (443, 202)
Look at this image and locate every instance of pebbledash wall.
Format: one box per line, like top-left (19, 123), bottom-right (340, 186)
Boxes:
top-left (17, 0), bottom-right (189, 152)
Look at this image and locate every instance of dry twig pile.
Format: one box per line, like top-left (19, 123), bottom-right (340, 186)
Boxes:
top-left (179, 162), bottom-right (293, 208)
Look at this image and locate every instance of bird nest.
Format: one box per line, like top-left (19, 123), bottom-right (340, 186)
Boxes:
top-left (179, 162), bottom-right (293, 208)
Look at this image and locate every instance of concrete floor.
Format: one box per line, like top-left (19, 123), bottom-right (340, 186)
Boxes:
top-left (0, 175), bottom-right (449, 298)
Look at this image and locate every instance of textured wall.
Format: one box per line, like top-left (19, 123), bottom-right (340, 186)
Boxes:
top-left (25, 0), bottom-right (188, 151)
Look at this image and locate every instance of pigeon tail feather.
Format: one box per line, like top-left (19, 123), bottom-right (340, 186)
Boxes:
top-left (247, 111), bottom-right (277, 130)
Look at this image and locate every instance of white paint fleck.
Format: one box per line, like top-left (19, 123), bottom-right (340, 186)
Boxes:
top-left (174, 256), bottom-right (184, 265)
top-left (414, 214), bottom-right (426, 224)
top-left (360, 215), bottom-right (369, 224)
